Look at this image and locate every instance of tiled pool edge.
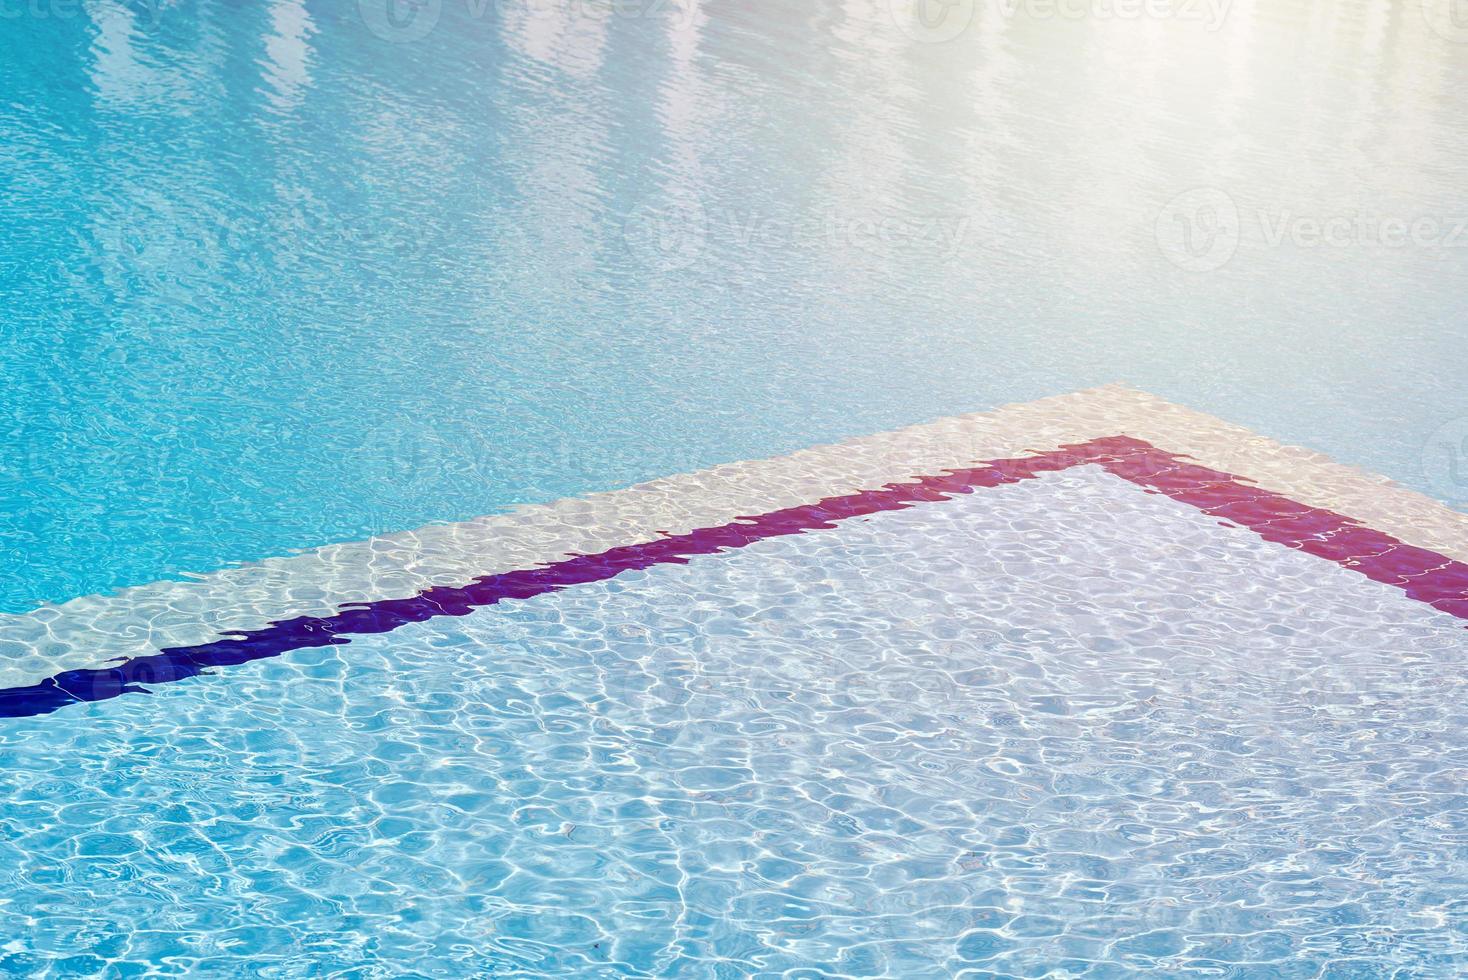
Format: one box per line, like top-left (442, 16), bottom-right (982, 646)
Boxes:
top-left (4, 432), bottom-right (1468, 719)
top-left (3, 385), bottom-right (1467, 694)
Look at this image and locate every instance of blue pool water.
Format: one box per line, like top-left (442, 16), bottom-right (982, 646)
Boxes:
top-left (2, 0), bottom-right (1468, 610)
top-left (5, 3), bottom-right (1468, 976)
top-left (4, 468), bottom-right (1467, 975)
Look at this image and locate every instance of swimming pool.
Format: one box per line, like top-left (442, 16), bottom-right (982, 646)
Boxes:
top-left (3, 0), bottom-right (1468, 613)
top-left (4, 0), bottom-right (1468, 975)
top-left (4, 387), bottom-right (1468, 974)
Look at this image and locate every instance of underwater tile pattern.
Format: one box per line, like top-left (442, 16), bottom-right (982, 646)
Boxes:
top-left (2, 466), bottom-right (1466, 976)
top-left (4, 386), bottom-right (1468, 694)
top-left (3, 388), bottom-right (1468, 975)
top-left (6, 431), bottom-right (1468, 719)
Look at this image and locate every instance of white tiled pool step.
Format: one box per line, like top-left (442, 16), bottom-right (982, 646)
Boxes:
top-left (3, 385), bottom-right (1466, 690)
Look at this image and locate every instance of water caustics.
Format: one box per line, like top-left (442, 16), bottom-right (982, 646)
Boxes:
top-left (3, 413), bottom-right (1468, 974)
top-left (7, 431), bottom-right (1468, 720)
top-left (4, 0), bottom-right (1468, 974)
top-left (2, 0), bottom-right (1468, 609)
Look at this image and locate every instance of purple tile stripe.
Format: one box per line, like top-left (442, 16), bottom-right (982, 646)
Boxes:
top-left (3, 435), bottom-right (1464, 720)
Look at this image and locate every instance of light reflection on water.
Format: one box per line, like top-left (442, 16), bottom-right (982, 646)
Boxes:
top-left (3, 466), bottom-right (1467, 975)
top-left (1, 0), bottom-right (1465, 606)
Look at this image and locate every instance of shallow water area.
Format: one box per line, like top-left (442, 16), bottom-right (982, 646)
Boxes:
top-left (5, 1), bottom-right (1468, 974)
top-left (4, 467), bottom-right (1467, 975)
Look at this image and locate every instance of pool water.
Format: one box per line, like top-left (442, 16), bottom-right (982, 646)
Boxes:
top-left (4, 2), bottom-right (1468, 976)
top-left (6, 466), bottom-right (1467, 975)
top-left (2, 0), bottom-right (1468, 610)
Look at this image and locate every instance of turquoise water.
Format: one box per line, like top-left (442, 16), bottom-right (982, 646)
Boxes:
top-left (3, 0), bottom-right (1468, 610)
top-left (6, 469), bottom-right (1467, 975)
top-left (4, 4), bottom-right (1468, 975)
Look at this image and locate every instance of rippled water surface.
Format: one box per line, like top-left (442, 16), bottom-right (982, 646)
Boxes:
top-left (3, 0), bottom-right (1468, 608)
top-left (3, 469), bottom-right (1467, 975)
top-left (5, 4), bottom-right (1468, 976)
